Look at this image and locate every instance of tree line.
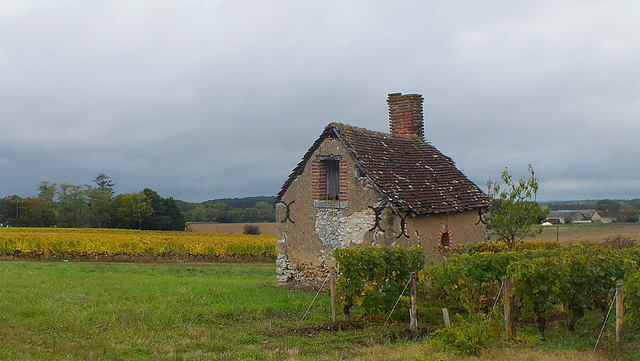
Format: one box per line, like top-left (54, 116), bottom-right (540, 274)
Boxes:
top-left (0, 174), bottom-right (185, 231)
top-left (178, 197), bottom-right (275, 223)
top-left (546, 198), bottom-right (640, 212)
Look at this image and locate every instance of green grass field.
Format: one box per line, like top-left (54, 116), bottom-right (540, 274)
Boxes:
top-left (1, 261), bottom-right (638, 361)
top-left (0, 262), bottom-right (397, 360)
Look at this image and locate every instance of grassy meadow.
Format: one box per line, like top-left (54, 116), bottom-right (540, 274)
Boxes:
top-left (0, 262), bottom-right (324, 360)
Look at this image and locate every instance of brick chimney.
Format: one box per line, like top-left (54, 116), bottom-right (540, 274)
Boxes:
top-left (387, 93), bottom-right (424, 140)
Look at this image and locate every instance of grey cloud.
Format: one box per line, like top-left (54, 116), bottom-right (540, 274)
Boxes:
top-left (1, 1), bottom-right (639, 202)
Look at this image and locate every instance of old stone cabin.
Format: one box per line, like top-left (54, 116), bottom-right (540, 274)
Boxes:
top-left (275, 93), bottom-right (490, 288)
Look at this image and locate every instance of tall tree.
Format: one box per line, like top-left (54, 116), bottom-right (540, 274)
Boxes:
top-left (38, 181), bottom-right (59, 225)
top-left (162, 197), bottom-right (186, 231)
top-left (487, 164), bottom-right (549, 249)
top-left (87, 186), bottom-right (115, 228)
top-left (141, 188), bottom-right (164, 230)
top-left (115, 192), bottom-right (152, 229)
top-left (18, 197), bottom-right (51, 227)
top-left (93, 174), bottom-right (116, 196)
top-left (140, 188), bottom-right (185, 231)
top-left (0, 195), bottom-right (21, 226)
top-left (56, 184), bottom-right (89, 228)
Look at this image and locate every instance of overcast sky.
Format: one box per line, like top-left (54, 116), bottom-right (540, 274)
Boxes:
top-left (1, 1), bottom-right (639, 203)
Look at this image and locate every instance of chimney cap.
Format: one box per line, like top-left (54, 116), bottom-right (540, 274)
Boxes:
top-left (387, 93), bottom-right (423, 102)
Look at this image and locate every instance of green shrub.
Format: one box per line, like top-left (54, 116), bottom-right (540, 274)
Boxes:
top-left (334, 246), bottom-right (425, 317)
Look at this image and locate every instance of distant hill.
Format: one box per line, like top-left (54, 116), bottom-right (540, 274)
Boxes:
top-left (542, 200), bottom-right (600, 211)
top-left (175, 196), bottom-right (277, 223)
top-left (175, 196), bottom-right (275, 211)
top-left (542, 198), bottom-right (640, 211)
top-left (202, 196), bottom-right (275, 209)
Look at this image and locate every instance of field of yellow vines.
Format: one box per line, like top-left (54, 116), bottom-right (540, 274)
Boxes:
top-left (0, 227), bottom-right (275, 261)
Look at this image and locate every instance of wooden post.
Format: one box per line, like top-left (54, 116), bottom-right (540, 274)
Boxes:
top-left (329, 268), bottom-right (337, 324)
top-left (503, 277), bottom-right (513, 337)
top-left (410, 272), bottom-right (417, 331)
top-left (616, 282), bottom-right (624, 344)
top-left (442, 308), bottom-right (451, 328)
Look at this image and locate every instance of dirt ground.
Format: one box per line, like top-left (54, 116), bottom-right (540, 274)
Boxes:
top-left (532, 222), bottom-right (640, 244)
top-left (186, 222), bottom-right (276, 235)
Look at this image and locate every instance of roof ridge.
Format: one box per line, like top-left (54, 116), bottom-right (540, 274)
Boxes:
top-left (328, 122), bottom-right (422, 140)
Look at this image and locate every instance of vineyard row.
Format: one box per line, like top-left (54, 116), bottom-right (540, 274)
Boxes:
top-left (426, 241), bottom-right (640, 340)
top-left (0, 227), bottom-right (276, 261)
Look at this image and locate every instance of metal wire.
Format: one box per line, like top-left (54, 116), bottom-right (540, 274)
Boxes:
top-left (489, 279), bottom-right (504, 317)
top-left (300, 272), bottom-right (331, 322)
top-left (381, 277), bottom-right (412, 332)
top-left (593, 287), bottom-right (617, 355)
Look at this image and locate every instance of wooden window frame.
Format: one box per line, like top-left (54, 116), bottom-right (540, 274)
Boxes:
top-left (313, 155), bottom-right (347, 203)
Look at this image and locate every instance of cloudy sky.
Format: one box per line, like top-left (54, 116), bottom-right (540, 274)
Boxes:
top-left (1, 1), bottom-right (638, 202)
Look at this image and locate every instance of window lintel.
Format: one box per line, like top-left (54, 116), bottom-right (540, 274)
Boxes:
top-left (316, 154), bottom-right (342, 161)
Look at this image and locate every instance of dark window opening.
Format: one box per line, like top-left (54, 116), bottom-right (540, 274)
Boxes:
top-left (440, 232), bottom-right (450, 248)
top-left (438, 228), bottom-right (452, 257)
top-left (324, 160), bottom-right (340, 200)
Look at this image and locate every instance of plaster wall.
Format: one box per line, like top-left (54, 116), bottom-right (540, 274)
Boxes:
top-left (348, 206), bottom-right (487, 261)
top-left (397, 210), bottom-right (488, 260)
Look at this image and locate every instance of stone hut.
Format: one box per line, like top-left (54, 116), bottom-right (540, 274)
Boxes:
top-left (275, 93), bottom-right (489, 288)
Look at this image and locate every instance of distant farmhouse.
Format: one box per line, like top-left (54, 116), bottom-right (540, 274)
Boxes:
top-left (546, 210), bottom-right (591, 224)
top-left (591, 211), bottom-right (619, 224)
top-left (546, 209), bottom-right (619, 224)
top-left (275, 93), bottom-right (490, 288)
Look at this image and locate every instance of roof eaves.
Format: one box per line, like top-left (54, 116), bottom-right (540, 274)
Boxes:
top-left (275, 125), bottom-right (338, 202)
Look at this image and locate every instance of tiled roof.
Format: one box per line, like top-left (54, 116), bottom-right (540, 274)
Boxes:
top-left (276, 123), bottom-right (489, 215)
top-left (595, 211), bottom-right (619, 218)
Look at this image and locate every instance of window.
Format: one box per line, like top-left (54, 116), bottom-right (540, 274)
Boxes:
top-left (438, 228), bottom-right (452, 257)
top-left (313, 155), bottom-right (346, 203)
top-left (324, 160), bottom-right (340, 200)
